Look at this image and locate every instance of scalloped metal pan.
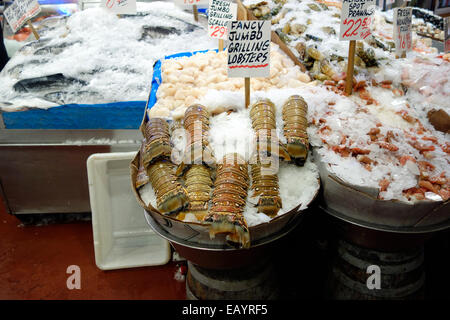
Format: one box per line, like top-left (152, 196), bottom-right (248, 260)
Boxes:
top-left (130, 150), bottom-right (319, 249)
top-left (313, 148), bottom-right (450, 232)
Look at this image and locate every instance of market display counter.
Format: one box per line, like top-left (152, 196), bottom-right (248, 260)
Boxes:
top-left (0, 129), bottom-right (140, 214)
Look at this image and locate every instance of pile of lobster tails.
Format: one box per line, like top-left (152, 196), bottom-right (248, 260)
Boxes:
top-left (133, 96), bottom-right (310, 249)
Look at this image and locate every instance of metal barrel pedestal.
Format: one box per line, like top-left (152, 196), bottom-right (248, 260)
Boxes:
top-left (186, 259), bottom-right (279, 300)
top-left (329, 239), bottom-right (425, 300)
top-left (144, 204), bottom-right (306, 299)
top-left (321, 206), bottom-right (437, 300)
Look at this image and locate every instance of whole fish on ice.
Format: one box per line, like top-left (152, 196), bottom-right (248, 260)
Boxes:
top-left (13, 73), bottom-right (88, 93)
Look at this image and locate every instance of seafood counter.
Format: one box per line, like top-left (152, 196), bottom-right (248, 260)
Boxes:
top-left (0, 0), bottom-right (448, 229)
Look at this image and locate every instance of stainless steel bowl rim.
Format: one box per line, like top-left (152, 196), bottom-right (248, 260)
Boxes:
top-left (321, 204), bottom-right (450, 234)
top-left (144, 209), bottom-right (305, 251)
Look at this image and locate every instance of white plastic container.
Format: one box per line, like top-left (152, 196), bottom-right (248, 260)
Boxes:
top-left (87, 152), bottom-right (171, 270)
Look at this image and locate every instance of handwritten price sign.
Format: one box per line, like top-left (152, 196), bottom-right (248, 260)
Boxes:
top-left (227, 20), bottom-right (270, 78)
top-left (101, 0), bottom-right (137, 14)
top-left (339, 0), bottom-right (376, 41)
top-left (3, 0), bottom-right (41, 33)
top-left (394, 7), bottom-right (412, 54)
top-left (208, 0), bottom-right (237, 40)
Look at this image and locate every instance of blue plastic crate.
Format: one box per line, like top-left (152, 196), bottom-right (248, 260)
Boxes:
top-left (2, 100), bottom-right (147, 129)
top-left (145, 48), bottom-right (218, 123)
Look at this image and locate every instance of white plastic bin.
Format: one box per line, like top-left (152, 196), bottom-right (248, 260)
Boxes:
top-left (87, 152), bottom-right (170, 270)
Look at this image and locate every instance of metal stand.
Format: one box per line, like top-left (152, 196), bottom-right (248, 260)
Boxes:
top-left (323, 208), bottom-right (433, 300)
top-left (186, 259), bottom-right (279, 300)
top-left (329, 239), bottom-right (425, 299)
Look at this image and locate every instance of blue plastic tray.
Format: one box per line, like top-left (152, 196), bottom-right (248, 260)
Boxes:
top-left (145, 48), bottom-right (218, 123)
top-left (2, 100), bottom-right (147, 129)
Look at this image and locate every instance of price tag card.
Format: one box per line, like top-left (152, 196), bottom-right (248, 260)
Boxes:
top-left (339, 0), bottom-right (376, 41)
top-left (3, 0), bottom-right (41, 33)
top-left (208, 0), bottom-right (237, 40)
top-left (227, 20), bottom-right (270, 78)
top-left (393, 7), bottom-right (412, 54)
top-left (174, 0), bottom-right (209, 7)
top-left (101, 0), bottom-right (137, 14)
top-left (445, 17), bottom-right (449, 53)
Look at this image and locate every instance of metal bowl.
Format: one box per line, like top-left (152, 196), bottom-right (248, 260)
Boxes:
top-left (144, 207), bottom-right (306, 269)
top-left (314, 148), bottom-right (450, 232)
top-left (131, 149), bottom-right (319, 246)
top-left (321, 204), bottom-right (450, 234)
top-left (322, 207), bottom-right (436, 251)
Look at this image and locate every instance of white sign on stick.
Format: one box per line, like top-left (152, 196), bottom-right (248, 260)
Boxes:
top-left (393, 7), bottom-right (412, 54)
top-left (3, 0), bottom-right (41, 33)
top-left (227, 20), bottom-right (271, 78)
top-left (101, 0), bottom-right (137, 15)
top-left (208, 0), bottom-right (237, 40)
top-left (174, 0), bottom-right (209, 7)
top-left (339, 0), bottom-right (376, 41)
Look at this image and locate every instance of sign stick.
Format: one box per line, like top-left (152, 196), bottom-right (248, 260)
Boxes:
top-left (193, 4), bottom-right (199, 22)
top-left (245, 77), bottom-right (250, 108)
top-left (345, 40), bottom-right (356, 95)
top-left (27, 20), bottom-right (40, 40)
top-left (243, 9), bottom-right (250, 108)
top-left (219, 39), bottom-right (224, 51)
top-left (445, 17), bottom-right (449, 53)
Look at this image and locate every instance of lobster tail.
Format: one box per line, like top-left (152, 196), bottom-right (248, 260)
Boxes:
top-left (282, 95), bottom-right (309, 166)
